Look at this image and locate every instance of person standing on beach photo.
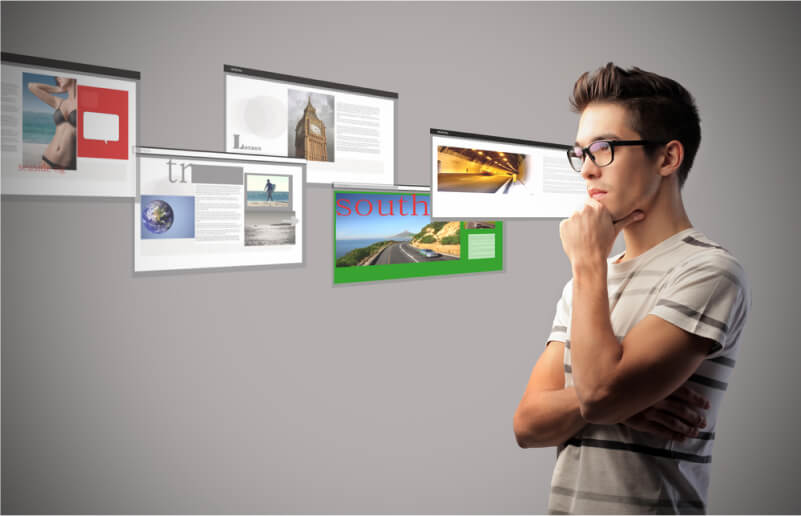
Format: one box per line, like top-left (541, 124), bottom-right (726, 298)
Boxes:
top-left (265, 179), bottom-right (275, 202)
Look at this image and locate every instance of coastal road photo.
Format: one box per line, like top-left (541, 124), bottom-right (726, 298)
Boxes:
top-left (370, 243), bottom-right (458, 265)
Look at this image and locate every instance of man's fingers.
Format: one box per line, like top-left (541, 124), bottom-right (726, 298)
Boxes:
top-left (613, 209), bottom-right (645, 231)
top-left (623, 414), bottom-right (689, 441)
top-left (669, 385), bottom-right (711, 409)
top-left (654, 398), bottom-right (706, 428)
top-left (626, 385), bottom-right (713, 441)
top-left (645, 408), bottom-right (700, 437)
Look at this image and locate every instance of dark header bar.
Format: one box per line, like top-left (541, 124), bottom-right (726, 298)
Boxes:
top-left (1, 52), bottom-right (140, 80)
top-left (135, 145), bottom-right (302, 162)
top-left (430, 128), bottom-right (569, 150)
top-left (225, 64), bottom-right (398, 99)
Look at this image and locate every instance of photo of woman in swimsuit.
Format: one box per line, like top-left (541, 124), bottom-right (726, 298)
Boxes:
top-left (22, 73), bottom-right (77, 170)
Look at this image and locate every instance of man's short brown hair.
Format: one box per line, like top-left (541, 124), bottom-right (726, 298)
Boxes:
top-left (570, 63), bottom-right (701, 187)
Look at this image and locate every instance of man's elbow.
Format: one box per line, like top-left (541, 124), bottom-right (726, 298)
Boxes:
top-left (513, 413), bottom-right (535, 448)
top-left (512, 410), bottom-right (531, 448)
top-left (514, 433), bottom-right (532, 449)
top-left (513, 409), bottom-right (557, 449)
top-left (576, 388), bottom-right (622, 425)
top-left (514, 427), bottom-right (541, 449)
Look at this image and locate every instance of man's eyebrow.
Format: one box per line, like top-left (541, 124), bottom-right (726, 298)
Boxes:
top-left (574, 133), bottom-right (620, 146)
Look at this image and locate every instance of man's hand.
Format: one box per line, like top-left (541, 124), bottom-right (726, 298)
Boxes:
top-left (559, 199), bottom-right (644, 267)
top-left (621, 385), bottom-right (709, 441)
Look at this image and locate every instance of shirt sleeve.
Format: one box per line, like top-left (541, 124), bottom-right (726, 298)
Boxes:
top-left (649, 252), bottom-right (749, 357)
top-left (546, 279), bottom-right (572, 346)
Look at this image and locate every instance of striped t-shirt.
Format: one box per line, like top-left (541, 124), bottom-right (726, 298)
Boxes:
top-left (547, 227), bottom-right (750, 515)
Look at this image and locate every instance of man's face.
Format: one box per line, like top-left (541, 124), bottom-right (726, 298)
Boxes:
top-left (574, 102), bottom-right (662, 220)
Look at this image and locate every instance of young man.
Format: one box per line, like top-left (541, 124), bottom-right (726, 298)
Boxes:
top-left (513, 64), bottom-right (750, 514)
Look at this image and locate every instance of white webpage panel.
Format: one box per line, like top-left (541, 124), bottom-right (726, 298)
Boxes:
top-left (134, 148), bottom-right (304, 272)
top-left (1, 54), bottom-right (138, 197)
top-left (431, 130), bottom-right (587, 219)
top-left (225, 66), bottom-right (396, 185)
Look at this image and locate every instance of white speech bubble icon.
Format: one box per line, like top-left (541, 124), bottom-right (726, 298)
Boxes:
top-left (83, 112), bottom-right (119, 144)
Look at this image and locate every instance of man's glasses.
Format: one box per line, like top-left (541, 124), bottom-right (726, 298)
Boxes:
top-left (567, 140), bottom-right (667, 173)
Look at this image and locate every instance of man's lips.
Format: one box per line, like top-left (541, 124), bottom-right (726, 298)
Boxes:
top-left (588, 188), bottom-right (607, 200)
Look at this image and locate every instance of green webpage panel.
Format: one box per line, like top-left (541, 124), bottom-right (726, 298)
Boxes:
top-left (334, 190), bottom-right (502, 284)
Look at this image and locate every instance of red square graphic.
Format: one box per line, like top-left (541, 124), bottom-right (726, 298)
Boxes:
top-left (77, 85), bottom-right (129, 160)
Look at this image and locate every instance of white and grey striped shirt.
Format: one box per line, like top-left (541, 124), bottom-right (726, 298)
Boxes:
top-left (547, 228), bottom-right (750, 515)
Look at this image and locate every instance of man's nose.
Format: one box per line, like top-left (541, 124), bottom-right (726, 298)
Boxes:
top-left (580, 156), bottom-right (602, 180)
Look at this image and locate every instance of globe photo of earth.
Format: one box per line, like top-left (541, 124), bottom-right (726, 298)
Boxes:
top-left (142, 199), bottom-right (174, 234)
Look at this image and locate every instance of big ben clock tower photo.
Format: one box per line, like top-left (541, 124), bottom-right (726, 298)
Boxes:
top-left (294, 95), bottom-right (329, 161)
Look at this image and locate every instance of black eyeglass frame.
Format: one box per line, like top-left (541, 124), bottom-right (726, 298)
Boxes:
top-left (567, 139), bottom-right (668, 173)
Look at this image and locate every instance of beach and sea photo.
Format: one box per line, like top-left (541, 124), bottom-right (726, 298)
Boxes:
top-left (245, 211), bottom-right (296, 247)
top-left (246, 174), bottom-right (291, 208)
top-left (22, 72), bottom-right (76, 169)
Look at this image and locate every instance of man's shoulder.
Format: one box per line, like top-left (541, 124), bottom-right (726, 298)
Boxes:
top-left (671, 230), bottom-right (747, 286)
top-left (625, 228), bottom-right (745, 283)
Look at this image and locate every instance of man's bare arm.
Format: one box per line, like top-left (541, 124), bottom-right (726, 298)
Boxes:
top-left (513, 341), bottom-right (586, 448)
top-left (514, 338), bottom-right (711, 447)
top-left (570, 263), bottom-right (715, 424)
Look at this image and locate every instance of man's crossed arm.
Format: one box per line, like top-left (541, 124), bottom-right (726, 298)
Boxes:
top-left (513, 338), bottom-right (710, 449)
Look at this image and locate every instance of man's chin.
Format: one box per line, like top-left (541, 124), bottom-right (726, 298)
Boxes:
top-left (612, 209), bottom-right (647, 225)
top-left (607, 206), bottom-right (627, 222)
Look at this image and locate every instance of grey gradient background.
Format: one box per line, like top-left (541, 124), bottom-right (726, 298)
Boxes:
top-left (2, 2), bottom-right (800, 514)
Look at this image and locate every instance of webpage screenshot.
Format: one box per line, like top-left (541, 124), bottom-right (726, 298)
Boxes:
top-left (135, 148), bottom-right (304, 272)
top-left (225, 65), bottom-right (396, 185)
top-left (334, 187), bottom-right (502, 284)
top-left (431, 129), bottom-right (587, 219)
top-left (1, 52), bottom-right (138, 197)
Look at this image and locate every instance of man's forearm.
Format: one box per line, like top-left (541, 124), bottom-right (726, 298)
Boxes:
top-left (570, 262), bottom-right (624, 416)
top-left (514, 386), bottom-right (586, 448)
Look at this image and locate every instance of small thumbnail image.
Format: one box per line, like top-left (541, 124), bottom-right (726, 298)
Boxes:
top-left (287, 89), bottom-right (335, 162)
top-left (141, 195), bottom-right (195, 239)
top-left (246, 174), bottom-right (290, 208)
top-left (22, 72), bottom-right (78, 170)
top-left (465, 221), bottom-right (496, 229)
top-left (437, 146), bottom-right (527, 194)
top-left (245, 211), bottom-right (296, 247)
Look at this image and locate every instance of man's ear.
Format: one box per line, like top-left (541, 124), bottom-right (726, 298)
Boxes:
top-left (658, 140), bottom-right (684, 178)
